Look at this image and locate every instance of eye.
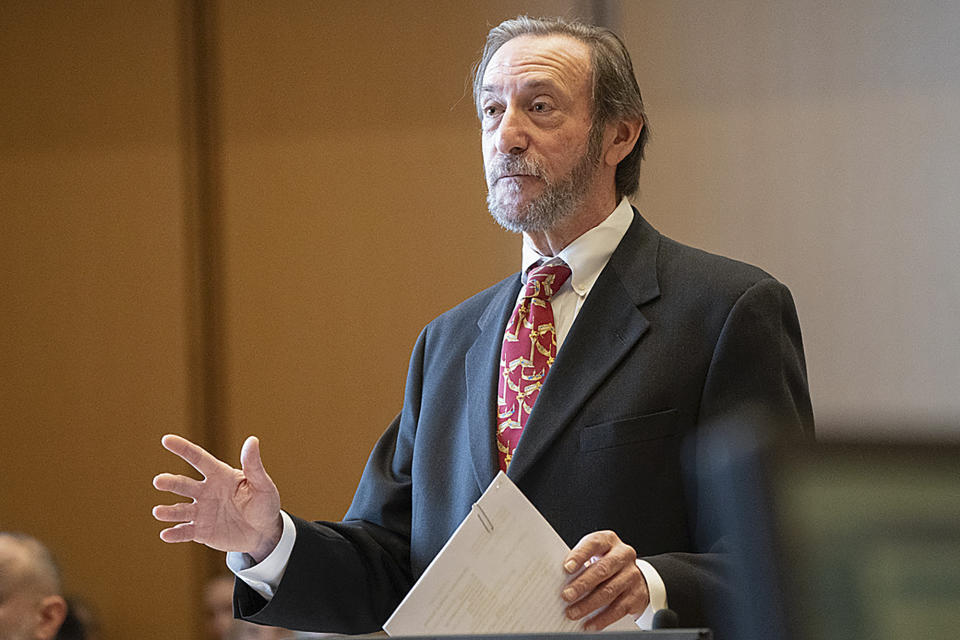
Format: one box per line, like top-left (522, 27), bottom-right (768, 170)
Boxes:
top-left (531, 101), bottom-right (553, 113)
top-left (483, 104), bottom-right (502, 117)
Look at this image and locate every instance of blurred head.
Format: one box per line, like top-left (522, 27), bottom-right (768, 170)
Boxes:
top-left (203, 575), bottom-right (291, 640)
top-left (0, 533), bottom-right (68, 640)
top-left (474, 16), bottom-right (649, 232)
top-left (203, 575), bottom-right (236, 640)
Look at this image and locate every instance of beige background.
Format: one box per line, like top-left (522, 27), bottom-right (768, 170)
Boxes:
top-left (621, 0), bottom-right (960, 436)
top-left (2, 2), bottom-right (958, 638)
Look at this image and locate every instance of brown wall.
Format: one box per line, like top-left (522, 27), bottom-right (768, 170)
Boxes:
top-left (0, 1), bottom-right (202, 637)
top-left (212, 0), bottom-right (597, 536)
top-left (214, 1), bottom-right (520, 519)
top-left (0, 1), bottom-right (583, 638)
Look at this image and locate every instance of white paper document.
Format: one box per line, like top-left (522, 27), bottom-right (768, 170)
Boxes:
top-left (383, 472), bottom-right (638, 635)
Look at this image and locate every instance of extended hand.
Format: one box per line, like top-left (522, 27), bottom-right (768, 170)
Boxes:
top-left (561, 530), bottom-right (649, 631)
top-left (152, 434), bottom-right (283, 562)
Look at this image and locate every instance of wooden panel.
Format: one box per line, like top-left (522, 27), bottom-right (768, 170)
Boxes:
top-left (214, 1), bottom-right (581, 522)
top-left (0, 4), bottom-right (605, 638)
top-left (0, 2), bottom-right (201, 638)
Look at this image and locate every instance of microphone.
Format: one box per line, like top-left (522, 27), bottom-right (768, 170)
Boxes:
top-left (651, 608), bottom-right (679, 629)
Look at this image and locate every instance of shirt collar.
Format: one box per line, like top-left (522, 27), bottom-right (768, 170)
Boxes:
top-left (521, 197), bottom-right (635, 295)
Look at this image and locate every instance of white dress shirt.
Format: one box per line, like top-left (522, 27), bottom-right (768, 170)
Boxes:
top-left (229, 197), bottom-right (668, 628)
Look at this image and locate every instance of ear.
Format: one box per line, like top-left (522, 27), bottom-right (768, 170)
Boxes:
top-left (36, 595), bottom-right (68, 640)
top-left (603, 116), bottom-right (643, 168)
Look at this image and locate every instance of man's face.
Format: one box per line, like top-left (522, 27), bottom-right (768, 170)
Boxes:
top-left (480, 34), bottom-right (601, 233)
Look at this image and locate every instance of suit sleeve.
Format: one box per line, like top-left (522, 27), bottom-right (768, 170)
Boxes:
top-left (234, 328), bottom-right (429, 633)
top-left (643, 277), bottom-right (814, 630)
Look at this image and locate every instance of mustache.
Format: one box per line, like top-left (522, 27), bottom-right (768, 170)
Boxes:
top-left (486, 156), bottom-right (545, 183)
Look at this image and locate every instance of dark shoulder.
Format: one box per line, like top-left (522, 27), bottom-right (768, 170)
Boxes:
top-left (621, 209), bottom-right (783, 306)
top-left (657, 234), bottom-right (775, 294)
top-left (637, 230), bottom-right (797, 337)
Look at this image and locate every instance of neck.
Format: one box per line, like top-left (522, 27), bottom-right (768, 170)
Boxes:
top-left (524, 189), bottom-right (619, 256)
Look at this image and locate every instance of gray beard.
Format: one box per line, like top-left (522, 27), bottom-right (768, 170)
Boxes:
top-left (485, 132), bottom-right (602, 234)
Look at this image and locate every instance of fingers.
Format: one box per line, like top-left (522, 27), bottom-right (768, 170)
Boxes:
top-left (152, 502), bottom-right (197, 523)
top-left (564, 530), bottom-right (618, 574)
top-left (569, 565), bottom-right (649, 630)
top-left (158, 522), bottom-right (198, 544)
top-left (562, 543), bottom-right (632, 606)
top-left (578, 569), bottom-right (650, 631)
top-left (562, 531), bottom-right (647, 630)
top-left (153, 434), bottom-right (277, 552)
top-left (152, 472), bottom-right (202, 499)
top-left (239, 436), bottom-right (273, 490)
top-left (161, 434), bottom-right (226, 478)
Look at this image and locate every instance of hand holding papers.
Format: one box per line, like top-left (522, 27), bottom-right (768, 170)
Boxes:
top-left (383, 472), bottom-right (639, 635)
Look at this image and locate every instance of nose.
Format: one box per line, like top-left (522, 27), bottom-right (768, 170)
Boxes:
top-left (494, 106), bottom-right (529, 156)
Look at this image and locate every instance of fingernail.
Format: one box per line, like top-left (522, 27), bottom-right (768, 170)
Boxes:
top-left (568, 606), bottom-right (580, 619)
top-left (564, 559), bottom-right (578, 572)
top-left (562, 587), bottom-right (575, 601)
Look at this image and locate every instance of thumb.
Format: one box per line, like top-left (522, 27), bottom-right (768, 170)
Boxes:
top-left (239, 436), bottom-right (273, 489)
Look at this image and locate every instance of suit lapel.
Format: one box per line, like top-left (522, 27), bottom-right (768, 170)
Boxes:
top-left (507, 212), bottom-right (662, 483)
top-left (465, 275), bottom-right (522, 493)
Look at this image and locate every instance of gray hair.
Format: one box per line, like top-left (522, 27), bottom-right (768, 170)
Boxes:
top-left (472, 15), bottom-right (649, 199)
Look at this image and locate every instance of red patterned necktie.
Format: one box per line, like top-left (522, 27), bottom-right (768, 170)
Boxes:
top-left (497, 261), bottom-right (572, 471)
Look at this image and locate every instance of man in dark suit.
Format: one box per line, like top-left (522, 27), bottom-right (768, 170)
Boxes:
top-left (153, 16), bottom-right (813, 635)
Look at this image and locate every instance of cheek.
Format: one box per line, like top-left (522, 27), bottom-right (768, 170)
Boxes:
top-left (0, 602), bottom-right (33, 632)
top-left (481, 137), bottom-right (495, 163)
top-left (546, 132), bottom-right (589, 170)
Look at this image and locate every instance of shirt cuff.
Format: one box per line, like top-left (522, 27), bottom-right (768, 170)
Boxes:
top-left (226, 510), bottom-right (296, 601)
top-left (634, 558), bottom-right (668, 629)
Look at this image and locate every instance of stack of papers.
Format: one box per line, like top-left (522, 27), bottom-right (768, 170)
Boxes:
top-left (384, 472), bottom-right (639, 635)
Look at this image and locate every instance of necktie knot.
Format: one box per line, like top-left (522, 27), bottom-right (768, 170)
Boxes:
top-left (523, 262), bottom-right (571, 302)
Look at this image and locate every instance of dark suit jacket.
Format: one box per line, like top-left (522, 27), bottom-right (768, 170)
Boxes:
top-left (236, 210), bottom-right (814, 633)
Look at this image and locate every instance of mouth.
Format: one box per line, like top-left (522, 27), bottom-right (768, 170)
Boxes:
top-left (496, 173), bottom-right (538, 183)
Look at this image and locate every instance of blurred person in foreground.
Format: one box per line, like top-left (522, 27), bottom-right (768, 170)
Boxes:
top-left (206, 574), bottom-right (291, 640)
top-left (153, 15), bottom-right (813, 635)
top-left (204, 574), bottom-right (236, 640)
top-left (0, 532), bottom-right (68, 640)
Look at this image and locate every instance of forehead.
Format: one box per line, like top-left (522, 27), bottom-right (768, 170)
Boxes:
top-left (0, 541), bottom-right (28, 587)
top-left (482, 34), bottom-right (592, 94)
